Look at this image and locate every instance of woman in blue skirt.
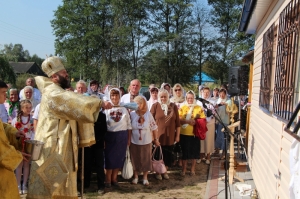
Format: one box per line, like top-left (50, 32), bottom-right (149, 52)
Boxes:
top-left (104, 88), bottom-right (132, 188)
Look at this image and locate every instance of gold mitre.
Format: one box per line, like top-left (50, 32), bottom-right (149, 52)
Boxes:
top-left (42, 56), bottom-right (65, 77)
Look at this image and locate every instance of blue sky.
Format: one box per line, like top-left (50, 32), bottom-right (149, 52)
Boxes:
top-left (0, 0), bottom-right (61, 58)
top-left (0, 0), bottom-right (208, 60)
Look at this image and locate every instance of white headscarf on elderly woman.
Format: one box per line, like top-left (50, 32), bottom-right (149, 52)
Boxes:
top-left (170, 83), bottom-right (185, 103)
top-left (20, 86), bottom-right (38, 111)
top-left (157, 89), bottom-right (171, 116)
top-left (182, 90), bottom-right (197, 129)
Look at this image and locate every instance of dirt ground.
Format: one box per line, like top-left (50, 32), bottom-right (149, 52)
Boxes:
top-left (82, 161), bottom-right (210, 199)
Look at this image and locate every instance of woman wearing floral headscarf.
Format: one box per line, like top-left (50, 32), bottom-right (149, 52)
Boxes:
top-left (4, 88), bottom-right (20, 123)
top-left (150, 89), bottom-right (180, 180)
top-left (104, 88), bottom-right (132, 188)
top-left (130, 96), bottom-right (160, 186)
top-left (179, 90), bottom-right (206, 176)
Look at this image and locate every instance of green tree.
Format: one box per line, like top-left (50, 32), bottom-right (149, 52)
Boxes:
top-left (111, 0), bottom-right (148, 80)
top-left (206, 0), bottom-right (254, 83)
top-left (52, 0), bottom-right (113, 81)
top-left (147, 0), bottom-right (196, 85)
top-left (0, 43), bottom-right (30, 62)
top-left (0, 56), bottom-right (16, 84)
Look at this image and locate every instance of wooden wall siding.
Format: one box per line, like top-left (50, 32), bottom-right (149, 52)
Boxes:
top-left (273, 0), bottom-right (300, 120)
top-left (246, 1), bottom-right (297, 198)
top-left (259, 24), bottom-right (275, 110)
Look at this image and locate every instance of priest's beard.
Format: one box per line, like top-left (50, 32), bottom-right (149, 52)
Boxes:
top-left (57, 74), bottom-right (71, 89)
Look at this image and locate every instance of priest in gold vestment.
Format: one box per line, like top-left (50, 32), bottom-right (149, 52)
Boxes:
top-left (26, 56), bottom-right (112, 199)
top-left (0, 80), bottom-right (29, 199)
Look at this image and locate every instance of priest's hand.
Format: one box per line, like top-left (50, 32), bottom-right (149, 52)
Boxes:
top-left (21, 152), bottom-right (31, 162)
top-left (15, 131), bottom-right (26, 139)
top-left (102, 101), bottom-right (112, 109)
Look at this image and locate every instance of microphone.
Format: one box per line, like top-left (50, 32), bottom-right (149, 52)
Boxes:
top-left (197, 97), bottom-right (211, 104)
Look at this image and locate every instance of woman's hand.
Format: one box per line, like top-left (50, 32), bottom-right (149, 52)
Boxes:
top-left (127, 140), bottom-right (131, 146)
top-left (188, 119), bottom-right (195, 126)
top-left (153, 139), bottom-right (160, 147)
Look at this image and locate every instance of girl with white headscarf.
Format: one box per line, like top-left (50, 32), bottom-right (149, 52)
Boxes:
top-left (150, 89), bottom-right (180, 180)
top-left (104, 88), bottom-right (132, 188)
top-left (179, 90), bottom-right (206, 176)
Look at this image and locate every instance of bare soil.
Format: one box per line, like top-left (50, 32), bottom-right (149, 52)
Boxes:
top-left (82, 161), bottom-right (209, 199)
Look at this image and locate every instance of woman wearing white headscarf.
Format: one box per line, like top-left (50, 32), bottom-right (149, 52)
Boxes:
top-left (20, 86), bottom-right (38, 112)
top-left (130, 96), bottom-right (160, 186)
top-left (179, 90), bottom-right (206, 176)
top-left (104, 88), bottom-right (132, 188)
top-left (214, 88), bottom-right (231, 159)
top-left (170, 83), bottom-right (185, 110)
top-left (150, 89), bottom-right (180, 180)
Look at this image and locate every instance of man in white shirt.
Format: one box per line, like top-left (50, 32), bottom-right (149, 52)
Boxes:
top-left (19, 78), bottom-right (41, 103)
top-left (121, 79), bottom-right (143, 103)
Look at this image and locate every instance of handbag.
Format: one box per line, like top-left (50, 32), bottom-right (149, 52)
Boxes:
top-left (122, 146), bottom-right (133, 179)
top-left (151, 146), bottom-right (167, 174)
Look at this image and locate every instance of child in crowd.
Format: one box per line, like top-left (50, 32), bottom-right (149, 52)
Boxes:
top-left (11, 100), bottom-right (35, 195)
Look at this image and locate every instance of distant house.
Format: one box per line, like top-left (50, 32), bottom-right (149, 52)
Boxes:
top-left (9, 62), bottom-right (46, 76)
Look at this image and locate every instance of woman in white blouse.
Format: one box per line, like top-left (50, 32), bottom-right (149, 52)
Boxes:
top-left (104, 88), bottom-right (132, 188)
top-left (130, 96), bottom-right (160, 186)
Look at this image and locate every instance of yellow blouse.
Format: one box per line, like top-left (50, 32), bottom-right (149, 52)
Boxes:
top-left (179, 105), bottom-right (206, 136)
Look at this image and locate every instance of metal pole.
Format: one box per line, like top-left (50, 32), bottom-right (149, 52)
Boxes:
top-left (81, 147), bottom-right (84, 199)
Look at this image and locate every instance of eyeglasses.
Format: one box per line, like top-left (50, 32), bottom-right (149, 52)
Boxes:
top-left (174, 89), bottom-right (181, 92)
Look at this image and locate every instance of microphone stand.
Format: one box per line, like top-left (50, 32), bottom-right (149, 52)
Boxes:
top-left (203, 103), bottom-right (232, 199)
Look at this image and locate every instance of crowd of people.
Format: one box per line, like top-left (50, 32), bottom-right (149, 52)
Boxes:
top-left (0, 55), bottom-right (239, 198)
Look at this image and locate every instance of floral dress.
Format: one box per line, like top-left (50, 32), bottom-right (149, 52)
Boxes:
top-left (11, 115), bottom-right (34, 151)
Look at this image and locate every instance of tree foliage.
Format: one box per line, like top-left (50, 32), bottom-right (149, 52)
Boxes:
top-left (204, 0), bottom-right (254, 83)
top-left (0, 56), bottom-right (16, 84)
top-left (0, 43), bottom-right (44, 66)
top-left (47, 0), bottom-right (254, 86)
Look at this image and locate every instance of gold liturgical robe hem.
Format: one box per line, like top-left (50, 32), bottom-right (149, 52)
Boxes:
top-left (27, 76), bottom-right (102, 199)
top-left (0, 119), bottom-right (23, 199)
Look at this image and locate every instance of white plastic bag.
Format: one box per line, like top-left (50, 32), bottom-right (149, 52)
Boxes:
top-left (122, 146), bottom-right (133, 179)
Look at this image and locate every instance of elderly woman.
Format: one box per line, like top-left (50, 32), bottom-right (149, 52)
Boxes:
top-left (104, 88), bottom-right (132, 188)
top-left (130, 96), bottom-right (159, 186)
top-left (170, 83), bottom-right (185, 110)
top-left (147, 87), bottom-right (158, 110)
top-left (20, 86), bottom-right (38, 112)
top-left (150, 89), bottom-right (180, 180)
top-left (215, 88), bottom-right (231, 159)
top-left (179, 90), bottom-right (206, 176)
top-left (4, 88), bottom-right (20, 123)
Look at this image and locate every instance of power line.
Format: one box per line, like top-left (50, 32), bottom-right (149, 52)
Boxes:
top-left (0, 20), bottom-right (54, 43)
top-left (0, 28), bottom-right (53, 45)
